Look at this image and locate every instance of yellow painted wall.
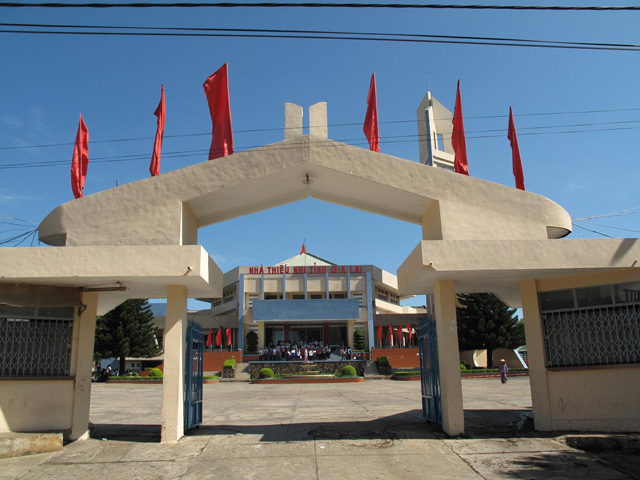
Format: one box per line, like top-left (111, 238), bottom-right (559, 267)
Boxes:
top-left (0, 380), bottom-right (74, 433)
top-left (547, 368), bottom-right (640, 431)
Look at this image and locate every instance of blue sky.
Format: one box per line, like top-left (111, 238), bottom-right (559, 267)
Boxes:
top-left (1, 2), bottom-right (638, 308)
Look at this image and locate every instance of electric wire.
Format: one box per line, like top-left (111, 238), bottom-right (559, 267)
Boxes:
top-left (571, 222), bottom-right (614, 238)
top-left (2, 111), bottom-right (639, 151)
top-left (574, 222), bottom-right (640, 234)
top-left (1, 2), bottom-right (639, 11)
top-left (2, 22), bottom-right (638, 50)
top-left (573, 206), bottom-right (640, 221)
top-left (2, 27), bottom-right (638, 51)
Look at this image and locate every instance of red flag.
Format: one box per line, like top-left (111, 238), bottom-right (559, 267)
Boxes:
top-left (388, 324), bottom-right (393, 345)
top-left (363, 73), bottom-right (379, 152)
top-left (377, 325), bottom-right (383, 346)
top-left (452, 80), bottom-right (469, 176)
top-left (206, 328), bottom-right (213, 347)
top-left (396, 325), bottom-right (403, 346)
top-left (300, 241), bottom-right (307, 255)
top-left (215, 327), bottom-right (222, 347)
top-left (150, 84), bottom-right (165, 177)
top-left (71, 114), bottom-right (89, 199)
top-left (203, 63), bottom-right (234, 160)
top-left (407, 324), bottom-right (412, 345)
top-left (508, 107), bottom-right (525, 191)
top-left (226, 327), bottom-right (232, 346)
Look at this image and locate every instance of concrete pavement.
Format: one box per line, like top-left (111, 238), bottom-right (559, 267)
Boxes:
top-left (1, 377), bottom-right (638, 479)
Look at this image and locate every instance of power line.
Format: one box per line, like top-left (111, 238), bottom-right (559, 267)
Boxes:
top-left (574, 221), bottom-right (640, 234)
top-left (571, 222), bottom-right (614, 238)
top-left (2, 112), bottom-right (639, 151)
top-left (1, 2), bottom-right (639, 11)
top-left (3, 22), bottom-right (638, 50)
top-left (1, 28), bottom-right (638, 51)
top-left (573, 206), bottom-right (640, 221)
top-left (2, 123), bottom-right (640, 171)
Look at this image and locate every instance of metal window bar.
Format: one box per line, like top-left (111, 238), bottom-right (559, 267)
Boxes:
top-left (0, 316), bottom-right (74, 377)
top-left (542, 303), bottom-right (640, 368)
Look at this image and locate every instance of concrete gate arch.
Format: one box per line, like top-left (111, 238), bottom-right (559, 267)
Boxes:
top-left (3, 102), bottom-right (636, 444)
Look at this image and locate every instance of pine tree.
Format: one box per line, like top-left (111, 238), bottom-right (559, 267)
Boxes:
top-left (94, 299), bottom-right (162, 372)
top-left (456, 293), bottom-right (525, 368)
top-left (353, 327), bottom-right (366, 351)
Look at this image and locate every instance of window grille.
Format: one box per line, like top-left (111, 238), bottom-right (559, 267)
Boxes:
top-left (542, 303), bottom-right (640, 368)
top-left (1, 308), bottom-right (75, 377)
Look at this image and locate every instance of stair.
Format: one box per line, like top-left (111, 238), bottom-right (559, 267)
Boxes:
top-left (233, 362), bottom-right (251, 381)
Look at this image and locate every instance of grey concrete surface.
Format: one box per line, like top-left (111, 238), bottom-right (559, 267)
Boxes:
top-left (1, 377), bottom-right (638, 479)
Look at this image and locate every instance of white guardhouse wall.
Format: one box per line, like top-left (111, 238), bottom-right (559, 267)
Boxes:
top-left (0, 380), bottom-right (74, 433)
top-left (525, 269), bottom-right (640, 432)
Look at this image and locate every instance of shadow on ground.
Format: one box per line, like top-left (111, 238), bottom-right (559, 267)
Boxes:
top-left (89, 408), bottom-right (543, 444)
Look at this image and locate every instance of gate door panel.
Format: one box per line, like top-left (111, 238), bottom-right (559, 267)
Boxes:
top-left (185, 321), bottom-right (205, 431)
top-left (418, 316), bottom-right (442, 426)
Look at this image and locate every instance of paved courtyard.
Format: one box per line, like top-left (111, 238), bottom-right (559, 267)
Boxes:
top-left (2, 377), bottom-right (638, 479)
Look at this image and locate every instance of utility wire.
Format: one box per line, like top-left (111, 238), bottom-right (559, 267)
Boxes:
top-left (2, 123), bottom-right (640, 171)
top-left (2, 113), bottom-right (639, 151)
top-left (572, 222), bottom-right (614, 238)
top-left (3, 22), bottom-right (638, 50)
top-left (573, 206), bottom-right (640, 221)
top-left (1, 2), bottom-right (639, 11)
top-left (573, 221), bottom-right (640, 234)
top-left (2, 27), bottom-right (638, 51)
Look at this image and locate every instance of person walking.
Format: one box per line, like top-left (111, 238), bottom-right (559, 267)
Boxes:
top-left (499, 359), bottom-right (508, 384)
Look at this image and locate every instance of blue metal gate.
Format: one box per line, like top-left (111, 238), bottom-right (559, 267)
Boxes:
top-left (184, 321), bottom-right (205, 431)
top-left (418, 316), bottom-right (442, 425)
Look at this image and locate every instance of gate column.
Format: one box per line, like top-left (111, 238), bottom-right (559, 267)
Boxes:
top-left (433, 279), bottom-right (464, 436)
top-left (162, 285), bottom-right (188, 443)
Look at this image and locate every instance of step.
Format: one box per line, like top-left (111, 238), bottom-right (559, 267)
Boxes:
top-left (0, 432), bottom-right (63, 459)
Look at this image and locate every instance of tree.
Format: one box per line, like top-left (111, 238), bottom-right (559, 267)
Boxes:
top-left (245, 331), bottom-right (258, 354)
top-left (353, 327), bottom-right (366, 351)
top-left (94, 299), bottom-right (162, 372)
top-left (456, 293), bottom-right (525, 368)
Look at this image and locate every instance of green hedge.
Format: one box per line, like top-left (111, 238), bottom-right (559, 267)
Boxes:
top-left (148, 367), bottom-right (163, 377)
top-left (376, 356), bottom-right (389, 366)
top-left (203, 375), bottom-right (219, 380)
top-left (340, 365), bottom-right (357, 377)
top-left (393, 371), bottom-right (420, 376)
top-left (258, 368), bottom-right (275, 379)
top-left (223, 359), bottom-right (236, 369)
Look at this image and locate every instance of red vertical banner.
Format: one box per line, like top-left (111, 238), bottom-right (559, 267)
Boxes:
top-left (388, 324), bottom-right (393, 346)
top-left (203, 63), bottom-right (234, 160)
top-left (406, 324), bottom-right (412, 346)
top-left (206, 329), bottom-right (213, 348)
top-left (226, 327), bottom-right (232, 346)
top-left (71, 114), bottom-right (89, 199)
top-left (216, 328), bottom-right (222, 347)
top-left (377, 325), bottom-right (383, 346)
top-left (363, 73), bottom-right (380, 152)
top-left (508, 106), bottom-right (525, 190)
top-left (452, 80), bottom-right (469, 176)
top-left (150, 84), bottom-right (165, 177)
top-left (396, 325), bottom-right (403, 346)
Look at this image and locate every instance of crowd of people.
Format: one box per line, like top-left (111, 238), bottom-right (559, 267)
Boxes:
top-left (259, 341), bottom-right (353, 361)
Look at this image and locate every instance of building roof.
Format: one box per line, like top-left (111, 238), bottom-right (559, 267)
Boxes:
top-left (276, 252), bottom-right (335, 267)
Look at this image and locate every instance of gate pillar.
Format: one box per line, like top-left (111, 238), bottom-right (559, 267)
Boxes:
top-left (433, 279), bottom-right (465, 436)
top-left (69, 292), bottom-right (99, 441)
top-left (162, 285), bottom-right (188, 443)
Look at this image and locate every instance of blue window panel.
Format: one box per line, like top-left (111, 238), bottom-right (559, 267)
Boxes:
top-left (253, 299), bottom-right (360, 322)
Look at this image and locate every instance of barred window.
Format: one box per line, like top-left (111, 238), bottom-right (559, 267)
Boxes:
top-left (539, 282), bottom-right (640, 368)
top-left (0, 305), bottom-right (75, 377)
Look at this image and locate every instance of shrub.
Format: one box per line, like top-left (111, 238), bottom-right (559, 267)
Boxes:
top-left (223, 359), bottom-right (236, 369)
top-left (258, 368), bottom-right (275, 379)
top-left (203, 375), bottom-right (219, 380)
top-left (148, 367), bottom-right (163, 377)
top-left (393, 370), bottom-right (420, 376)
top-left (353, 328), bottom-right (365, 351)
top-left (377, 356), bottom-right (389, 366)
top-left (341, 365), bottom-right (357, 377)
top-left (460, 362), bottom-right (467, 371)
